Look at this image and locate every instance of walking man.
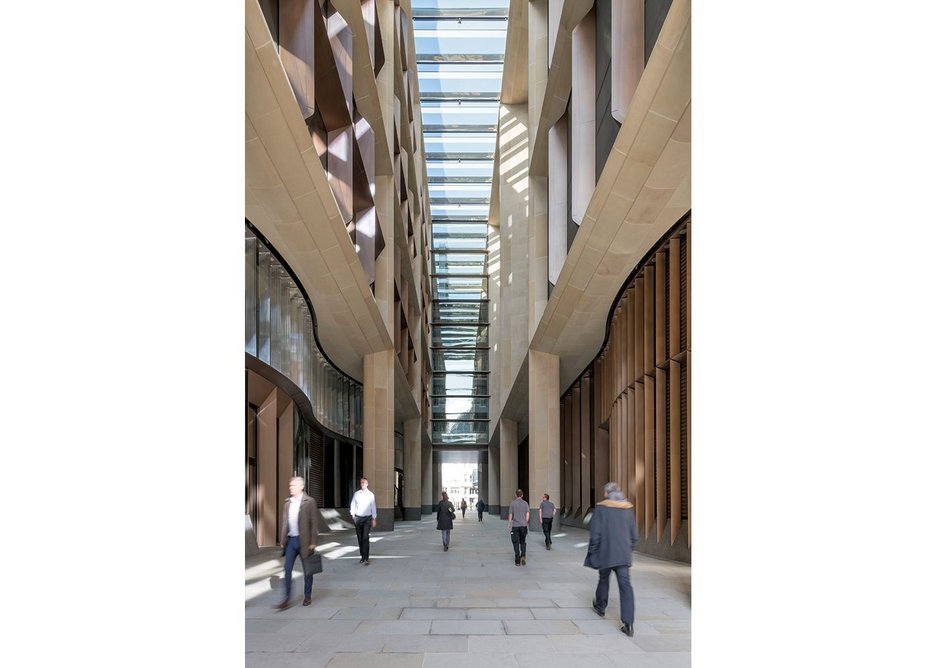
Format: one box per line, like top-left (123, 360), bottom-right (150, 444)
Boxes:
top-left (276, 476), bottom-right (318, 610)
top-left (507, 489), bottom-right (530, 566)
top-left (538, 493), bottom-right (556, 549)
top-left (476, 497), bottom-right (486, 521)
top-left (460, 498), bottom-right (468, 518)
top-left (350, 477), bottom-right (377, 565)
top-left (584, 482), bottom-right (639, 636)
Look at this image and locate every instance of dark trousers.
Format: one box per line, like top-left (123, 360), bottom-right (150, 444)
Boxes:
top-left (283, 535), bottom-right (313, 600)
top-left (461, 508), bottom-right (466, 518)
top-left (511, 526), bottom-right (528, 561)
top-left (477, 509), bottom-right (483, 521)
top-left (594, 564), bottom-right (635, 625)
top-left (541, 517), bottom-right (553, 544)
top-left (354, 516), bottom-right (372, 560)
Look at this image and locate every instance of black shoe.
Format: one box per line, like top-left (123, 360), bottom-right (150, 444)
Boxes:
top-left (359, 558), bottom-right (365, 563)
top-left (444, 545), bottom-right (448, 551)
top-left (591, 601), bottom-right (605, 617)
top-left (520, 556), bottom-right (526, 565)
top-left (364, 559), bottom-right (370, 565)
top-left (515, 560), bottom-right (520, 566)
top-left (546, 543), bottom-right (551, 550)
top-left (621, 623), bottom-right (634, 637)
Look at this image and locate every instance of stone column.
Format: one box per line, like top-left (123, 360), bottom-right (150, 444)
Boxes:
top-left (403, 418), bottom-right (421, 520)
top-left (364, 349), bottom-right (395, 531)
top-left (488, 437), bottom-right (501, 517)
top-left (529, 349), bottom-right (560, 530)
top-left (499, 418), bottom-right (518, 520)
top-left (421, 439), bottom-right (432, 514)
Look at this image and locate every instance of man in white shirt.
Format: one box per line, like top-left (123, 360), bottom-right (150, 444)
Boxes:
top-left (349, 477), bottom-right (377, 565)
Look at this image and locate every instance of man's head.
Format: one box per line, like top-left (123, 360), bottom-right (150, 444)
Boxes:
top-left (603, 481), bottom-right (621, 498)
top-left (289, 476), bottom-right (305, 497)
top-left (515, 489), bottom-right (524, 498)
top-left (360, 477), bottom-right (368, 490)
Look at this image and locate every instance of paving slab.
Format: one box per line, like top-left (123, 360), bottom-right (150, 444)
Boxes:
top-left (246, 514), bottom-right (690, 666)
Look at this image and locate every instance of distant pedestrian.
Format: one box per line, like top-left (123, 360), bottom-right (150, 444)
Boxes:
top-left (436, 492), bottom-right (455, 551)
top-left (507, 489), bottom-right (530, 566)
top-left (476, 497), bottom-right (486, 521)
top-left (460, 498), bottom-right (467, 518)
top-left (349, 477), bottom-right (377, 565)
top-left (538, 493), bottom-right (556, 549)
top-left (275, 476), bottom-right (318, 610)
top-left (584, 482), bottom-right (639, 637)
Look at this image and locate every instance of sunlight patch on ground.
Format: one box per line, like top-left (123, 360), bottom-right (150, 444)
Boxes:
top-left (324, 545), bottom-right (359, 559)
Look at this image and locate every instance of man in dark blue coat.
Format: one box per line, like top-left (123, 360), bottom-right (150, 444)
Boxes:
top-left (584, 482), bottom-right (639, 636)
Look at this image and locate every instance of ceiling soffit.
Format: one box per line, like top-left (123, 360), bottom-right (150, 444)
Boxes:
top-left (530, 0), bottom-right (691, 393)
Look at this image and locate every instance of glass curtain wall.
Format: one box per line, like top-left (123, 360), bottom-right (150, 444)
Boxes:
top-left (246, 224), bottom-right (363, 442)
top-left (414, 1), bottom-right (508, 446)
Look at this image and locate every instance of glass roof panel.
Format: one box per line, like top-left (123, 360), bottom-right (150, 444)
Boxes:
top-left (426, 160), bottom-right (493, 182)
top-left (428, 182), bottom-right (492, 204)
top-left (431, 348), bottom-right (489, 372)
top-left (421, 101), bottom-right (500, 132)
top-left (431, 222), bottom-right (489, 249)
top-left (412, 0), bottom-right (509, 18)
top-left (431, 373), bottom-right (489, 397)
top-left (423, 132), bottom-right (496, 159)
top-left (417, 63), bottom-right (504, 99)
top-left (414, 20), bottom-right (506, 62)
top-left (430, 204), bottom-right (490, 220)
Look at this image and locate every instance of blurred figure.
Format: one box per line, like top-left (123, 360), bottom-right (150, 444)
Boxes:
top-left (275, 476), bottom-right (318, 610)
top-left (538, 493), bottom-right (556, 549)
top-left (507, 489), bottom-right (530, 566)
top-left (476, 497), bottom-right (486, 521)
top-left (584, 482), bottom-right (639, 636)
top-left (460, 498), bottom-right (467, 518)
top-left (436, 491), bottom-right (455, 551)
top-left (350, 477), bottom-right (377, 565)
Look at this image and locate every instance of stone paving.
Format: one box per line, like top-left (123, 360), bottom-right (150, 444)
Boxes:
top-left (246, 511), bottom-right (690, 667)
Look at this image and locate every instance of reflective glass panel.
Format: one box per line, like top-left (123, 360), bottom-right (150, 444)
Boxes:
top-left (430, 204), bottom-right (489, 220)
top-left (432, 373), bottom-right (489, 396)
top-left (432, 397), bottom-right (489, 420)
top-left (431, 222), bottom-right (489, 249)
top-left (432, 252), bottom-right (487, 275)
top-left (432, 348), bottom-right (489, 372)
top-left (435, 276), bottom-right (488, 300)
top-left (432, 301), bottom-right (489, 323)
top-left (423, 133), bottom-right (496, 159)
top-left (432, 325), bottom-right (489, 347)
top-left (431, 421), bottom-right (489, 445)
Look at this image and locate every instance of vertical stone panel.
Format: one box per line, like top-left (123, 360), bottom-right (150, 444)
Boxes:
top-left (571, 9), bottom-right (596, 224)
top-left (580, 374), bottom-right (592, 513)
top-left (364, 349), bottom-right (395, 530)
top-left (571, 383), bottom-right (582, 517)
top-left (611, 0), bottom-right (644, 123)
top-left (403, 418), bottom-right (421, 519)
top-left (500, 418), bottom-right (518, 519)
top-left (669, 359), bottom-right (682, 544)
top-left (529, 350), bottom-right (561, 516)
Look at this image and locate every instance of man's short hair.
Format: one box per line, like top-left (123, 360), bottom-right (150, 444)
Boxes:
top-left (515, 489), bottom-right (524, 497)
top-left (290, 476), bottom-right (305, 486)
top-left (360, 477), bottom-right (368, 482)
top-left (604, 482), bottom-right (621, 495)
top-left (543, 493), bottom-right (550, 500)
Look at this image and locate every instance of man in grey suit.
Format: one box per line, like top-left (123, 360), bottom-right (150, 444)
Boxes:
top-left (276, 476), bottom-right (319, 610)
top-left (584, 482), bottom-right (639, 636)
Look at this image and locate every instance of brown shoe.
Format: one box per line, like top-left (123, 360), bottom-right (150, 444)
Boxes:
top-left (274, 599), bottom-right (289, 610)
top-left (302, 596), bottom-right (312, 606)
top-left (520, 556), bottom-right (526, 565)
